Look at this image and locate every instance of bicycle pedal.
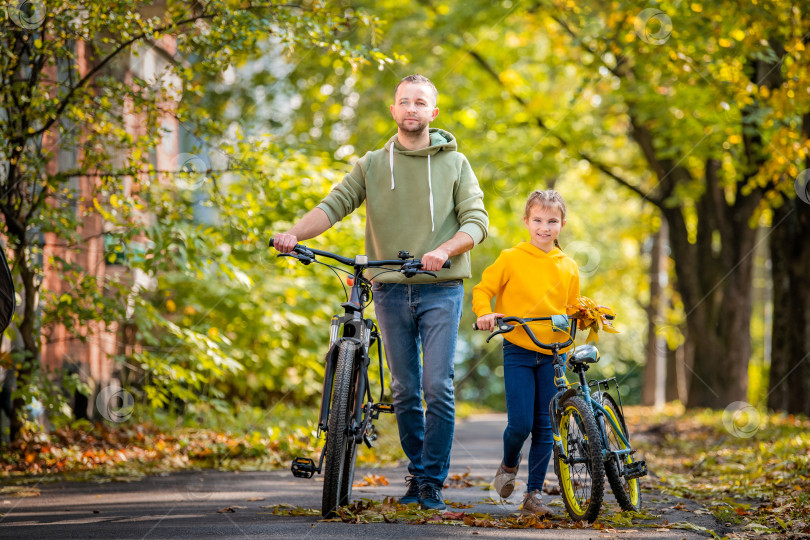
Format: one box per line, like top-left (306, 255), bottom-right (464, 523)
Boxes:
top-left (625, 459), bottom-right (648, 479)
top-left (291, 457), bottom-right (317, 478)
top-left (375, 403), bottom-right (395, 413)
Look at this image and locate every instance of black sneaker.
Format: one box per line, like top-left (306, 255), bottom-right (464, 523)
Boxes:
top-left (399, 475), bottom-right (421, 505)
top-left (419, 482), bottom-right (446, 510)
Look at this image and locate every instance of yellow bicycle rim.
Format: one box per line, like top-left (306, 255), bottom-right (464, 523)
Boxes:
top-left (603, 404), bottom-right (640, 506)
top-left (559, 405), bottom-right (588, 515)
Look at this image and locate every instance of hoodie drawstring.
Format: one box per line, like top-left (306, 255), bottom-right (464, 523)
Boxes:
top-left (427, 154), bottom-right (434, 231)
top-left (389, 146), bottom-right (435, 232)
top-left (389, 146), bottom-right (395, 190)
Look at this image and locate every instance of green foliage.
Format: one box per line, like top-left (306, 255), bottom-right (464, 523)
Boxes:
top-left (4, 0), bottom-right (805, 429)
top-left (0, 401), bottom-right (403, 480)
top-left (0, 0), bottom-right (396, 435)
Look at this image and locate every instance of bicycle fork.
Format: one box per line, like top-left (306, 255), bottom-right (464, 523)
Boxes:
top-left (550, 353), bottom-right (577, 463)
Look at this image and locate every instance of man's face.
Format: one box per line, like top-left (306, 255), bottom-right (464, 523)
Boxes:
top-left (390, 82), bottom-right (439, 134)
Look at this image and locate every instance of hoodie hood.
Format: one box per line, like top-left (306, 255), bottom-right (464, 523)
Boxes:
top-left (383, 128), bottom-right (458, 156)
top-left (384, 128), bottom-right (458, 231)
top-left (514, 241), bottom-right (567, 258)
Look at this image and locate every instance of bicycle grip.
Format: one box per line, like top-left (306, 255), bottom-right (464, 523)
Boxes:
top-left (269, 238), bottom-right (301, 252)
top-left (473, 322), bottom-right (479, 330)
top-left (442, 260), bottom-right (452, 269)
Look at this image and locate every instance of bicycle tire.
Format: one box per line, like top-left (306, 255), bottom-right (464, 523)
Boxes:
top-left (339, 434), bottom-right (358, 506)
top-left (555, 395), bottom-right (605, 522)
top-left (322, 341), bottom-right (356, 518)
top-left (594, 391), bottom-right (642, 511)
top-left (338, 369), bottom-right (359, 507)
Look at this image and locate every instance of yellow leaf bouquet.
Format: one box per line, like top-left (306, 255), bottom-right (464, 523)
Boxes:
top-left (567, 296), bottom-right (619, 343)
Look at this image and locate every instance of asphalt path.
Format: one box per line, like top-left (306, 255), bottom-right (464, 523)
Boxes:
top-left (0, 414), bottom-right (727, 539)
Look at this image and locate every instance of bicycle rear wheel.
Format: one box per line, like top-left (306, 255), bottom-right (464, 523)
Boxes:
top-left (322, 341), bottom-right (357, 518)
top-left (594, 391), bottom-right (642, 511)
top-left (555, 395), bottom-right (605, 522)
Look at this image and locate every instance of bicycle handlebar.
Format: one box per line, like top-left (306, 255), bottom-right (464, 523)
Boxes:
top-left (473, 315), bottom-right (577, 352)
top-left (269, 238), bottom-right (451, 271)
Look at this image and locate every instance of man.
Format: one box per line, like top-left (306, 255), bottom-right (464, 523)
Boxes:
top-left (273, 74), bottom-right (488, 510)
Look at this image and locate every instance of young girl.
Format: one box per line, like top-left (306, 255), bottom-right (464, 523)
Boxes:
top-left (472, 189), bottom-right (580, 516)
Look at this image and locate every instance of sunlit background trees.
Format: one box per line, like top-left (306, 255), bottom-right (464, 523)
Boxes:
top-left (1, 0), bottom-right (808, 445)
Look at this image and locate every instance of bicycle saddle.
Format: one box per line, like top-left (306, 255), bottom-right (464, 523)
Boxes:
top-left (570, 344), bottom-right (600, 365)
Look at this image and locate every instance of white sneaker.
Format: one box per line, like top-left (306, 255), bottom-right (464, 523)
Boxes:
top-left (520, 490), bottom-right (553, 517)
top-left (493, 454), bottom-right (522, 498)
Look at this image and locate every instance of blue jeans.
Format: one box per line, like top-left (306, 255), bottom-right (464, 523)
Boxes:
top-left (502, 341), bottom-right (557, 492)
top-left (372, 280), bottom-right (463, 487)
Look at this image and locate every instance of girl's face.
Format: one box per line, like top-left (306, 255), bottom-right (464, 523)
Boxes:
top-left (524, 204), bottom-right (565, 252)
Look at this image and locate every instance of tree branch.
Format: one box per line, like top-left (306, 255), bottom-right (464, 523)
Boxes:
top-left (458, 39), bottom-right (659, 205)
top-left (30, 11), bottom-right (215, 138)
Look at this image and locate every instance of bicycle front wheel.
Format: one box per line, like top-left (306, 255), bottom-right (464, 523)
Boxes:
top-left (322, 341), bottom-right (357, 518)
top-left (338, 420), bottom-right (358, 506)
top-left (594, 392), bottom-right (642, 511)
top-left (555, 395), bottom-right (605, 522)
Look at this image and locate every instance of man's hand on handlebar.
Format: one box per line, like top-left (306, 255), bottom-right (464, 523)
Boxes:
top-left (475, 313), bottom-right (505, 332)
top-left (272, 232), bottom-right (298, 254)
top-left (420, 247), bottom-right (450, 272)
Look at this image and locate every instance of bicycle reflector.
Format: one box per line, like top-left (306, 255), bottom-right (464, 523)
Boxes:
top-left (347, 276), bottom-right (354, 286)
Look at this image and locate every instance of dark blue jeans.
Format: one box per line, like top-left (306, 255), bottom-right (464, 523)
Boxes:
top-left (372, 280), bottom-right (464, 487)
top-left (502, 341), bottom-right (557, 492)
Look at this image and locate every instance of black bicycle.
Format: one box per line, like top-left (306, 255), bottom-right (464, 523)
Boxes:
top-left (269, 239), bottom-right (449, 518)
top-left (476, 315), bottom-right (647, 522)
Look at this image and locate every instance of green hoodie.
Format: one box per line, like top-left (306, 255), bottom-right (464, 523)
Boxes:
top-left (317, 128), bottom-right (488, 284)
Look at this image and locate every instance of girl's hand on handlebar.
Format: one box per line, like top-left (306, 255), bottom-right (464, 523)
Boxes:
top-left (273, 232), bottom-right (298, 254)
top-left (475, 313), bottom-right (505, 332)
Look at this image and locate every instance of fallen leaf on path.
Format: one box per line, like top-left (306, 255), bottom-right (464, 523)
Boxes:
top-left (352, 474), bottom-right (389, 487)
top-left (262, 504), bottom-right (320, 516)
top-left (444, 467), bottom-right (488, 489)
top-left (0, 487), bottom-right (40, 498)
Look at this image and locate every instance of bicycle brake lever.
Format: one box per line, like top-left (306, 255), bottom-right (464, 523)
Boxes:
top-left (485, 319), bottom-right (516, 343)
top-left (498, 321), bottom-right (515, 332)
top-left (400, 269), bottom-right (438, 278)
top-left (278, 252), bottom-right (314, 265)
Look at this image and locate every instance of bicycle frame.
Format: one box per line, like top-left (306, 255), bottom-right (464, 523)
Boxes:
top-left (272, 240), bottom-right (449, 482)
top-left (564, 370), bottom-right (633, 461)
top-left (480, 312), bottom-right (646, 520)
top-left (481, 316), bottom-right (631, 465)
top-left (317, 264), bottom-right (383, 446)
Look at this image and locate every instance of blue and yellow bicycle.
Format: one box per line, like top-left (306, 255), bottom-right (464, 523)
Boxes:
top-left (477, 314), bottom-right (647, 522)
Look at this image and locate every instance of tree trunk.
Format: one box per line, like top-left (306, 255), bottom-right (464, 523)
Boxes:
top-left (9, 242), bottom-right (40, 441)
top-left (767, 198), bottom-right (810, 414)
top-left (767, 113), bottom-right (810, 414)
top-left (662, 160), bottom-right (761, 409)
top-left (666, 342), bottom-right (687, 403)
top-left (641, 219), bottom-right (667, 407)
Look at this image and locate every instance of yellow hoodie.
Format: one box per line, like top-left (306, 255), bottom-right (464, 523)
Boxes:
top-left (472, 242), bottom-right (580, 353)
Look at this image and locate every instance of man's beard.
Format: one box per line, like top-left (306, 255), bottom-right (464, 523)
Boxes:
top-left (398, 118), bottom-right (427, 133)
